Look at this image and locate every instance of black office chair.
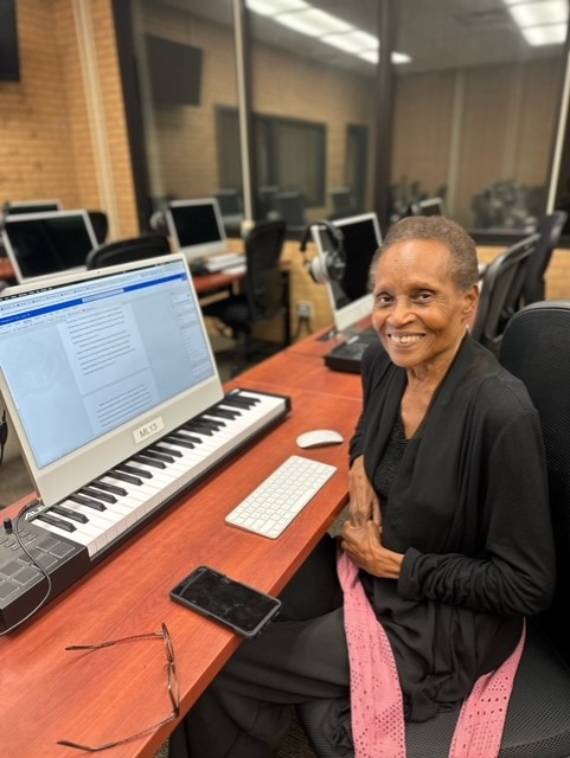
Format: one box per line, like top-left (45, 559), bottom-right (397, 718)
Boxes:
top-left (86, 233), bottom-right (171, 269)
top-left (87, 210), bottom-right (109, 245)
top-left (522, 211), bottom-right (567, 304)
top-left (299, 301), bottom-right (570, 756)
top-left (470, 233), bottom-right (539, 354)
top-left (202, 220), bottom-right (287, 371)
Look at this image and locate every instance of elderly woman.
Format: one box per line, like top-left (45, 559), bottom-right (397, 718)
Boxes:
top-left (170, 217), bottom-right (554, 758)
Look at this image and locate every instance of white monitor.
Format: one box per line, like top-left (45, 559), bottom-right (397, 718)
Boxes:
top-left (312, 212), bottom-right (382, 332)
top-left (0, 254), bottom-right (222, 506)
top-left (7, 199), bottom-right (63, 215)
top-left (166, 198), bottom-right (228, 261)
top-left (1, 209), bottom-right (97, 283)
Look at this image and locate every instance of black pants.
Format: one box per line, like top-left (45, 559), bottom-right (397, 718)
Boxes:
top-left (169, 536), bottom-right (351, 758)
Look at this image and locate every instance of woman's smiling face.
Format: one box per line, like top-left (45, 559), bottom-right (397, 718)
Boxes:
top-left (371, 238), bottom-right (478, 372)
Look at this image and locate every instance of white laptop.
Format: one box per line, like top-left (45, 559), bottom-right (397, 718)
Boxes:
top-left (1, 209), bottom-right (97, 284)
top-left (7, 199), bottom-right (62, 215)
top-left (165, 198), bottom-right (244, 272)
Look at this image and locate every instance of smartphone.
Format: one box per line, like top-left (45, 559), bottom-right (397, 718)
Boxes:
top-left (170, 565), bottom-right (282, 637)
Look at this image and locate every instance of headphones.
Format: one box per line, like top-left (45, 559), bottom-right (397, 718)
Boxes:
top-left (299, 220), bottom-right (346, 284)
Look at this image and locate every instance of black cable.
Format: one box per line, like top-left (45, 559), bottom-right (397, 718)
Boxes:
top-left (0, 408), bottom-right (8, 467)
top-left (0, 500), bottom-right (53, 637)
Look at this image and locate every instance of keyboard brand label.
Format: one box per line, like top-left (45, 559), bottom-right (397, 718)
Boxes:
top-left (133, 416), bottom-right (164, 444)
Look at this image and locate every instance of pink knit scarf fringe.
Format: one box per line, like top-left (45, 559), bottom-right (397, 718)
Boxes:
top-left (337, 552), bottom-right (526, 758)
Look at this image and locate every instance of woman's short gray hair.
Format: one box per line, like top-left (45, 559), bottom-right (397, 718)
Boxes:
top-left (371, 216), bottom-right (479, 291)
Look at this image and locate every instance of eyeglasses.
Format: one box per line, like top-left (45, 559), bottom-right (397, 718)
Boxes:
top-left (57, 622), bottom-right (180, 752)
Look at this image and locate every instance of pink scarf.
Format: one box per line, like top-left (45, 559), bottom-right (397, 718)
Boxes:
top-left (337, 552), bottom-right (526, 758)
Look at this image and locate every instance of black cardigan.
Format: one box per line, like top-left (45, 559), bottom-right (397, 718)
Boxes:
top-left (350, 336), bottom-right (555, 722)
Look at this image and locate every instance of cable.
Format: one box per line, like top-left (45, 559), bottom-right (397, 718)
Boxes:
top-left (0, 500), bottom-right (53, 637)
top-left (0, 408), bottom-right (8, 468)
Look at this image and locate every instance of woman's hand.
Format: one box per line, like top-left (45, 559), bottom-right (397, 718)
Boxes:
top-left (340, 520), bottom-right (404, 580)
top-left (349, 455), bottom-right (381, 527)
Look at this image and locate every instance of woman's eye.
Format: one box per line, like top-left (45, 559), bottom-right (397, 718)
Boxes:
top-left (375, 294), bottom-right (392, 307)
top-left (415, 291), bottom-right (433, 302)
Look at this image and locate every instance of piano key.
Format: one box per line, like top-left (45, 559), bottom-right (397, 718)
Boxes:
top-left (68, 493), bottom-right (107, 511)
top-left (165, 434), bottom-right (195, 450)
top-left (131, 454), bottom-right (166, 470)
top-left (80, 487), bottom-right (117, 505)
top-left (36, 514), bottom-right (76, 533)
top-left (207, 406), bottom-right (240, 420)
top-left (92, 480), bottom-right (129, 497)
top-left (142, 449), bottom-right (175, 464)
top-left (152, 443), bottom-right (183, 458)
top-left (221, 395), bottom-right (257, 410)
top-left (108, 469), bottom-right (145, 485)
top-left (115, 463), bottom-right (151, 480)
top-left (50, 505), bottom-right (89, 524)
top-left (199, 413), bottom-right (227, 426)
top-left (182, 421), bottom-right (215, 435)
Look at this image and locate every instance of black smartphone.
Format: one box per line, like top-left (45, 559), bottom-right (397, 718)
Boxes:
top-left (170, 565), bottom-right (282, 637)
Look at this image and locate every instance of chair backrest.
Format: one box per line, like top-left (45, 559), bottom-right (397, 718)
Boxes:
top-left (244, 220), bottom-right (286, 322)
top-left (86, 233), bottom-right (171, 269)
top-left (499, 301), bottom-right (570, 662)
top-left (471, 232), bottom-right (539, 352)
top-left (522, 211), bottom-right (567, 304)
top-left (87, 210), bottom-right (109, 245)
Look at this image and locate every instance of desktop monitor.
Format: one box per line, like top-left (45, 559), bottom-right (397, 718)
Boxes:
top-left (312, 212), bottom-right (381, 332)
top-left (0, 254), bottom-right (221, 506)
top-left (7, 199), bottom-right (62, 215)
top-left (416, 197), bottom-right (443, 216)
top-left (1, 209), bottom-right (97, 283)
top-left (166, 198), bottom-right (227, 261)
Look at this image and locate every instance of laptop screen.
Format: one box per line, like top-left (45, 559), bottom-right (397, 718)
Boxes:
top-left (166, 199), bottom-right (226, 260)
top-left (0, 255), bottom-right (221, 504)
top-left (1, 210), bottom-right (97, 282)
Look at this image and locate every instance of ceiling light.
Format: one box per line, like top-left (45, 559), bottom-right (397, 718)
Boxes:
top-left (277, 8), bottom-right (353, 37)
top-left (324, 30), bottom-right (379, 51)
top-left (246, 0), bottom-right (308, 16)
top-left (522, 22), bottom-right (568, 44)
top-left (507, 1), bottom-right (568, 28)
top-left (358, 49), bottom-right (411, 65)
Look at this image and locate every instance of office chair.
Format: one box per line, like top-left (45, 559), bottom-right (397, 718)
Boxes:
top-left (87, 210), bottom-right (109, 245)
top-left (202, 220), bottom-right (287, 371)
top-left (86, 233), bottom-right (170, 269)
top-left (470, 233), bottom-right (539, 354)
top-left (299, 301), bottom-right (570, 756)
top-left (522, 211), bottom-right (567, 304)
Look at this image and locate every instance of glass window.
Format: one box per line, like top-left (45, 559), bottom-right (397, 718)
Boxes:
top-left (132, 0), bottom-right (243, 230)
top-left (247, 0), bottom-right (383, 231)
top-left (391, 0), bottom-right (568, 236)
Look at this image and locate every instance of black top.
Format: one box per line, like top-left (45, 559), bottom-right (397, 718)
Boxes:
top-left (350, 336), bottom-right (555, 722)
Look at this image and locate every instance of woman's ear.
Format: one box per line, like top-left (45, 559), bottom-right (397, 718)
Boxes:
top-left (463, 284), bottom-right (479, 322)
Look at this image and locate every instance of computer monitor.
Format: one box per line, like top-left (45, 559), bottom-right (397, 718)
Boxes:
top-left (0, 254), bottom-right (221, 506)
top-left (1, 209), bottom-right (98, 283)
top-left (416, 197), bottom-right (443, 216)
top-left (166, 198), bottom-right (228, 261)
top-left (312, 212), bottom-right (382, 332)
top-left (7, 200), bottom-right (63, 215)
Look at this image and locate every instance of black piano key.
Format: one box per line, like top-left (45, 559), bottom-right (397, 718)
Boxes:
top-left (80, 487), bottom-right (117, 504)
top-left (217, 404), bottom-right (243, 416)
top-left (132, 454), bottom-right (166, 470)
top-left (222, 395), bottom-right (256, 409)
top-left (69, 493), bottom-right (107, 511)
top-left (205, 407), bottom-right (238, 420)
top-left (143, 448), bottom-right (175, 464)
top-left (36, 513), bottom-right (76, 533)
top-left (197, 415), bottom-right (226, 428)
top-left (50, 505), bottom-right (89, 524)
top-left (165, 434), bottom-right (195, 450)
top-left (108, 469), bottom-right (145, 485)
top-left (174, 430), bottom-right (203, 444)
top-left (92, 480), bottom-right (129, 497)
top-left (152, 443), bottom-right (183, 458)
top-left (115, 463), bottom-right (151, 480)
top-left (181, 422), bottom-right (214, 436)
top-left (233, 391), bottom-right (261, 404)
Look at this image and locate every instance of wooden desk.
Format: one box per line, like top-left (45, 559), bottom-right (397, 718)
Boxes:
top-left (193, 270), bottom-right (245, 296)
top-left (0, 342), bottom-right (361, 758)
top-left (0, 257), bottom-right (15, 281)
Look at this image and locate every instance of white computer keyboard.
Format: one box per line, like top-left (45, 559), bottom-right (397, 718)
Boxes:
top-left (205, 253), bottom-right (245, 272)
top-left (225, 455), bottom-right (337, 539)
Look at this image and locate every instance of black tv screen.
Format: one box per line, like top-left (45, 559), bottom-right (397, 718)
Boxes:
top-left (146, 34), bottom-right (202, 107)
top-left (0, 0), bottom-right (20, 82)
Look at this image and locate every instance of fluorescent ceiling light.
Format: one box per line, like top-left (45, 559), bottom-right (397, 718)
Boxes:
top-left (277, 8), bottom-right (352, 37)
top-left (246, 0), bottom-right (308, 16)
top-left (522, 22), bottom-right (567, 45)
top-left (358, 50), bottom-right (411, 65)
top-left (507, 1), bottom-right (568, 28)
top-left (325, 30), bottom-right (378, 50)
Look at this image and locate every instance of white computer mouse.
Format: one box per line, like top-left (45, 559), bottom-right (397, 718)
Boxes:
top-left (296, 429), bottom-right (344, 449)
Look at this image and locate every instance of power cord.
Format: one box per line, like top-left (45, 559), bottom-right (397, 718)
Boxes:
top-left (0, 408), bottom-right (7, 467)
top-left (0, 500), bottom-right (53, 636)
